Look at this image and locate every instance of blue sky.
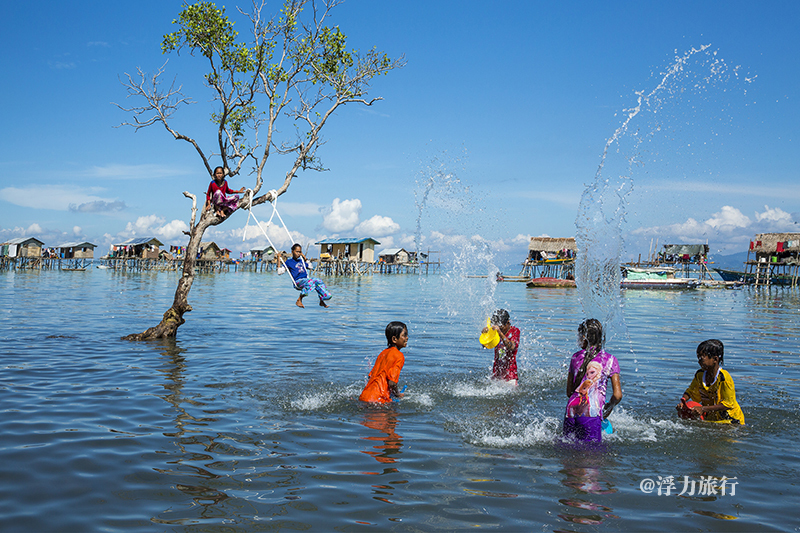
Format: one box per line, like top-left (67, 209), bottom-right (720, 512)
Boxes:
top-left (3, 0), bottom-right (798, 266)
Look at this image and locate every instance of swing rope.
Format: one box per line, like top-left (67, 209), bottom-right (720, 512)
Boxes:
top-left (242, 189), bottom-right (300, 289)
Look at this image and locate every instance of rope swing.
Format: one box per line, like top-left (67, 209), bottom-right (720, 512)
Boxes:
top-left (242, 189), bottom-right (299, 289)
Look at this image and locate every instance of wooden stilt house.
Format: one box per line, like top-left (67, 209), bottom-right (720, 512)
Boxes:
top-left (1, 237), bottom-right (44, 258)
top-left (745, 232), bottom-right (800, 287)
top-left (316, 238), bottom-right (380, 262)
top-left (111, 237), bottom-right (164, 259)
top-left (521, 237), bottom-right (576, 279)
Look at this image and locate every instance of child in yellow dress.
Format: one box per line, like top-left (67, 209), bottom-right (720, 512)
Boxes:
top-left (677, 339), bottom-right (744, 424)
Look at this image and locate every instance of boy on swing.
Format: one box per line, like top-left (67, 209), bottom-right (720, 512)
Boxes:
top-left (281, 244), bottom-right (332, 308)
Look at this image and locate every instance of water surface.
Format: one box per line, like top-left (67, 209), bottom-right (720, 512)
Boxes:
top-left (1, 269), bottom-right (798, 531)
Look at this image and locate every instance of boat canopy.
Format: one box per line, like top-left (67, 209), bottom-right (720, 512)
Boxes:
top-left (663, 244), bottom-right (708, 256)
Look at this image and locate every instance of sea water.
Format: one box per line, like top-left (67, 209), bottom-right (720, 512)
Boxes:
top-left (1, 268), bottom-right (798, 531)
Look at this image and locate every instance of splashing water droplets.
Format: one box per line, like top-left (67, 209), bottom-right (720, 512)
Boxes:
top-left (576, 44), bottom-right (749, 338)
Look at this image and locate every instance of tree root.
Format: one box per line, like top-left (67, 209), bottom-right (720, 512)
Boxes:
top-left (121, 305), bottom-right (190, 341)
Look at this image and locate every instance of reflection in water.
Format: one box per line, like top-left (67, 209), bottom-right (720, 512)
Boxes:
top-left (360, 407), bottom-right (403, 470)
top-left (359, 407), bottom-right (406, 506)
top-left (557, 446), bottom-right (619, 527)
top-left (152, 339), bottom-right (231, 522)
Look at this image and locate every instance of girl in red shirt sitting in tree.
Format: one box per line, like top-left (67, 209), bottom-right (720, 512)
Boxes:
top-left (205, 166), bottom-right (245, 218)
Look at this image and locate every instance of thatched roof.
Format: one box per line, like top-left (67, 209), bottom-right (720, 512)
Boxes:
top-left (528, 237), bottom-right (576, 252)
top-left (199, 242), bottom-right (221, 253)
top-left (752, 233), bottom-right (800, 252)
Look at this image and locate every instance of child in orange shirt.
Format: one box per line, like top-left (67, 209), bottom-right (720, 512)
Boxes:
top-left (359, 322), bottom-right (408, 403)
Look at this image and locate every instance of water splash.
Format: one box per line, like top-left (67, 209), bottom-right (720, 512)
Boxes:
top-left (412, 149), bottom-right (503, 323)
top-left (412, 148), bottom-right (472, 264)
top-left (575, 44), bottom-right (746, 338)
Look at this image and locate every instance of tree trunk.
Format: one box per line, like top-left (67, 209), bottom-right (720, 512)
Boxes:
top-left (122, 214), bottom-right (212, 341)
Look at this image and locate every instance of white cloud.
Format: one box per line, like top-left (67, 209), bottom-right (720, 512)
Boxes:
top-left (117, 215), bottom-right (189, 243)
top-left (399, 234), bottom-right (420, 249)
top-left (237, 219), bottom-right (308, 250)
top-left (630, 205), bottom-right (799, 254)
top-left (512, 234), bottom-right (533, 245)
top-left (72, 226), bottom-right (82, 236)
top-left (1, 185), bottom-right (121, 212)
top-left (706, 206), bottom-right (751, 230)
top-left (0, 223), bottom-right (79, 248)
top-left (354, 215), bottom-right (400, 237)
top-left (376, 236), bottom-right (396, 249)
top-left (754, 205), bottom-right (794, 226)
top-left (322, 198), bottom-right (361, 232)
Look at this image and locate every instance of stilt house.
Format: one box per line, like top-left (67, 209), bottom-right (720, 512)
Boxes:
top-left (111, 237), bottom-right (164, 259)
top-left (250, 246), bottom-right (277, 262)
top-left (1, 237), bottom-right (44, 258)
top-left (198, 242), bottom-right (222, 261)
top-left (377, 248), bottom-right (409, 264)
top-left (745, 232), bottom-right (800, 287)
top-left (522, 237), bottom-right (577, 279)
top-left (316, 238), bottom-right (380, 262)
top-left (54, 241), bottom-right (97, 259)
top-left (526, 237), bottom-right (577, 262)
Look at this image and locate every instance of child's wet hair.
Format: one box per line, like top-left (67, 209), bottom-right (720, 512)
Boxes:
top-left (697, 339), bottom-right (724, 364)
top-left (385, 321), bottom-right (408, 346)
top-left (291, 243), bottom-right (302, 252)
top-left (491, 309), bottom-right (510, 326)
top-left (578, 318), bottom-right (603, 349)
top-left (574, 318), bottom-right (604, 386)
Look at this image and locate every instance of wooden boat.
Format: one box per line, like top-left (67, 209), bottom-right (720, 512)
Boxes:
top-left (713, 268), bottom-right (753, 283)
top-left (496, 275), bottom-right (531, 283)
top-left (713, 267), bottom-right (793, 286)
top-left (526, 277), bottom-right (576, 288)
top-left (621, 266), bottom-right (699, 289)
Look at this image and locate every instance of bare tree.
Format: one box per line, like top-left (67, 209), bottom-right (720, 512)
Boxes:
top-left (116, 0), bottom-right (403, 340)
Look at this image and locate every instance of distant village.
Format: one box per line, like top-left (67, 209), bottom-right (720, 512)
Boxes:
top-left (2, 233), bottom-right (798, 287)
top-left (0, 236), bottom-right (441, 275)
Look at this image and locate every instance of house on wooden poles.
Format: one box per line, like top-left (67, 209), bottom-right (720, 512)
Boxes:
top-left (53, 241), bottom-right (97, 269)
top-left (197, 242), bottom-right (231, 261)
top-left (109, 237), bottom-right (164, 259)
top-left (240, 245), bottom-right (282, 272)
top-left (521, 237), bottom-right (576, 279)
top-left (743, 232), bottom-right (800, 287)
top-left (377, 248), bottom-right (409, 264)
top-left (376, 247), bottom-right (419, 273)
top-left (1, 237), bottom-right (44, 258)
top-left (315, 237), bottom-right (380, 275)
top-left (0, 237), bottom-right (45, 269)
top-left (249, 245), bottom-right (277, 262)
top-left (633, 243), bottom-right (712, 279)
top-left (316, 238), bottom-right (379, 262)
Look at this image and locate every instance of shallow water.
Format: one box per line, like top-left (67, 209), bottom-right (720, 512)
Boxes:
top-left (1, 268), bottom-right (798, 531)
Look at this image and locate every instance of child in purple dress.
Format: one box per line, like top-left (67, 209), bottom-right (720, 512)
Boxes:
top-left (563, 319), bottom-right (622, 443)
